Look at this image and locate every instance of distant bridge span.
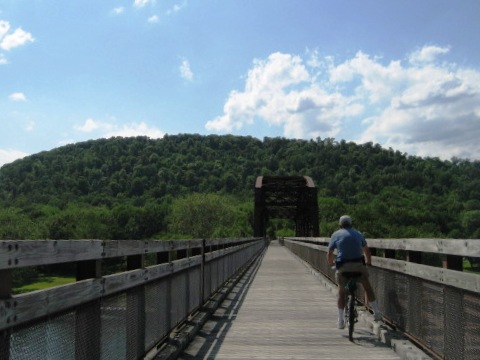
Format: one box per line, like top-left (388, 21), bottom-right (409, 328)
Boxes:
top-left (254, 176), bottom-right (319, 238)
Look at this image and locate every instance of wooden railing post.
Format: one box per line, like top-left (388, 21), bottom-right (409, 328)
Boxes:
top-left (0, 269), bottom-right (12, 360)
top-left (75, 260), bottom-right (102, 360)
top-left (407, 250), bottom-right (422, 263)
top-left (384, 249), bottom-right (396, 259)
top-left (443, 255), bottom-right (463, 271)
top-left (126, 254), bottom-right (146, 360)
top-left (201, 239), bottom-right (206, 304)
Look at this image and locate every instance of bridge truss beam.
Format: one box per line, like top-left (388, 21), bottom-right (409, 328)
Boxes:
top-left (254, 176), bottom-right (319, 238)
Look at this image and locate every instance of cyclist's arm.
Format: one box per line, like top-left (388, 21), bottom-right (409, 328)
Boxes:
top-left (363, 246), bottom-right (372, 266)
top-left (327, 249), bottom-right (335, 267)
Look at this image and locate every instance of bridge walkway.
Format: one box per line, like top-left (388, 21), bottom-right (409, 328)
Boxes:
top-left (178, 241), bottom-right (401, 359)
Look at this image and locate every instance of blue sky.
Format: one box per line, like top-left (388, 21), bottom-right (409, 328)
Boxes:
top-left (1, 0), bottom-right (480, 166)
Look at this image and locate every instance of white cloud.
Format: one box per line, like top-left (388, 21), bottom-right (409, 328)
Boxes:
top-left (0, 20), bottom-right (33, 64)
top-left (112, 7), bottom-right (125, 15)
top-left (148, 15), bottom-right (159, 23)
top-left (8, 92), bottom-right (26, 101)
top-left (207, 46), bottom-right (480, 160)
top-left (179, 59), bottom-right (193, 81)
top-left (0, 20), bottom-right (10, 40)
top-left (0, 26), bottom-right (34, 51)
top-left (74, 118), bottom-right (164, 139)
top-left (408, 45), bottom-right (450, 65)
top-left (74, 118), bottom-right (114, 133)
top-left (24, 120), bottom-right (35, 132)
top-left (133, 0), bottom-right (154, 8)
top-left (358, 63), bottom-right (480, 159)
top-left (167, 1), bottom-right (187, 15)
top-left (104, 122), bottom-right (165, 138)
top-left (206, 52), bottom-right (355, 138)
top-left (0, 148), bottom-right (29, 167)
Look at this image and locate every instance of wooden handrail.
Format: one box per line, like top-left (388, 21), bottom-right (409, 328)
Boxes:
top-left (285, 237), bottom-right (480, 257)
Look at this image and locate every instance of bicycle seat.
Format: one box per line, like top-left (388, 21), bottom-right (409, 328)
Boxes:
top-left (341, 271), bottom-right (362, 279)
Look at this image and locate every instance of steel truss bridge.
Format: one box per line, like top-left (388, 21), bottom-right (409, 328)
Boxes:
top-left (254, 176), bottom-right (319, 237)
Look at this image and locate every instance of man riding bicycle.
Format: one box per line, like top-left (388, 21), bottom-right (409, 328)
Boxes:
top-left (327, 215), bottom-right (382, 329)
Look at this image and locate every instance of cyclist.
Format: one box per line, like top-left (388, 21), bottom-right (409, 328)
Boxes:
top-left (327, 215), bottom-right (382, 329)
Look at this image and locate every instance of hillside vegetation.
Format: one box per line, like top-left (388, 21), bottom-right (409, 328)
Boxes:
top-left (1, 134), bottom-right (480, 240)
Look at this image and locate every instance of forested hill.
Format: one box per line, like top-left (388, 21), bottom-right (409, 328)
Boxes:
top-left (1, 134), bottom-right (480, 240)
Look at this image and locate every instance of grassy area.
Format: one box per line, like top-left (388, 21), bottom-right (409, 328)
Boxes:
top-left (13, 276), bottom-right (76, 295)
top-left (464, 258), bottom-right (480, 273)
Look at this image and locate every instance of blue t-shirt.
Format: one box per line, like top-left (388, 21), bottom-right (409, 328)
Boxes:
top-left (328, 228), bottom-right (366, 263)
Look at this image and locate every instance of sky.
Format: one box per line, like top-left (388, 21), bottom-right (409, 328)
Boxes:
top-left (1, 1), bottom-right (480, 167)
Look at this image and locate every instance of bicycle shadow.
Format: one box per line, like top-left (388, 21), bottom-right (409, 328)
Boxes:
top-left (343, 327), bottom-right (392, 349)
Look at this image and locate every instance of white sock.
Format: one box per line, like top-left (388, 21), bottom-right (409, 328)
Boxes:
top-left (338, 308), bottom-right (345, 322)
top-left (370, 300), bottom-right (380, 314)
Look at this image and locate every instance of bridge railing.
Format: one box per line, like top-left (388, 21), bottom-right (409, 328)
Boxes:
top-left (0, 238), bottom-right (265, 360)
top-left (284, 237), bottom-right (480, 360)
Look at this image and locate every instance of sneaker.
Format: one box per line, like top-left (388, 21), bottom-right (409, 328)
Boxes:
top-left (337, 320), bottom-right (345, 329)
top-left (374, 312), bottom-right (382, 321)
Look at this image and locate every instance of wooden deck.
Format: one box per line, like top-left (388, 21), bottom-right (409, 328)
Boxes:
top-left (178, 241), bottom-right (401, 359)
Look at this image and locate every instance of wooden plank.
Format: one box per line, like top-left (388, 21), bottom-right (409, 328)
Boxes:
top-left (146, 240), bottom-right (174, 253)
top-left (287, 237), bottom-right (480, 258)
top-left (103, 268), bottom-right (147, 295)
top-left (179, 241), bottom-right (402, 360)
top-left (0, 237), bottom-right (427, 273)
top-left (289, 240), bottom-right (480, 293)
top-left (374, 257), bottom-right (480, 292)
top-left (0, 240), bottom-right (103, 269)
top-left (440, 239), bottom-right (480, 257)
top-left (443, 269), bottom-right (480, 293)
top-left (171, 257), bottom-right (202, 274)
top-left (372, 257), bottom-right (407, 273)
top-left (103, 240), bottom-right (148, 257)
top-left (0, 238), bottom-right (264, 270)
top-left (0, 279), bottom-right (103, 331)
top-left (144, 262), bottom-right (172, 280)
top-left (0, 256), bottom-right (206, 331)
top-left (404, 261), bottom-right (444, 283)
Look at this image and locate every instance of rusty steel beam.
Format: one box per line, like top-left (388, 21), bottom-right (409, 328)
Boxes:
top-left (254, 176), bottom-right (319, 237)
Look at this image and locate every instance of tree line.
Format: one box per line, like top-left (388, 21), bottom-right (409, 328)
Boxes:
top-left (1, 134), bottom-right (480, 241)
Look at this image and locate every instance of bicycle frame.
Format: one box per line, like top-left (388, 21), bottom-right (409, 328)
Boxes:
top-left (342, 272), bottom-right (361, 342)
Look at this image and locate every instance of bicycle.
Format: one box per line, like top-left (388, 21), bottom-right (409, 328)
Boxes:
top-left (341, 271), bottom-right (362, 342)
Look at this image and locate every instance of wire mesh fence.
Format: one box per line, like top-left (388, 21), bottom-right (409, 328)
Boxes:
top-left (285, 238), bottom-right (480, 360)
top-left (1, 238), bottom-right (265, 360)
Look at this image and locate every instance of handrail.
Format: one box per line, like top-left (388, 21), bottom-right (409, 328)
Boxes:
top-left (0, 238), bottom-right (258, 269)
top-left (283, 238), bottom-right (480, 292)
top-left (0, 237), bottom-right (265, 360)
top-left (286, 237), bottom-right (480, 257)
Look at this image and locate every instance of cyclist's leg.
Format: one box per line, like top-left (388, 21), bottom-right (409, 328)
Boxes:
top-left (338, 285), bottom-right (346, 309)
top-left (359, 276), bottom-right (382, 320)
top-left (335, 270), bottom-right (347, 327)
top-left (335, 269), bottom-right (347, 309)
top-left (359, 277), bottom-right (375, 302)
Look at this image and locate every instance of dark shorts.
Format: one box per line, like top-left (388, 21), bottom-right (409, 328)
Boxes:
top-left (335, 262), bottom-right (369, 288)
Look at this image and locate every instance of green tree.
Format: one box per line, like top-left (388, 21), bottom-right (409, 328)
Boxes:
top-left (461, 210), bottom-right (480, 238)
top-left (168, 193), bottom-right (242, 238)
